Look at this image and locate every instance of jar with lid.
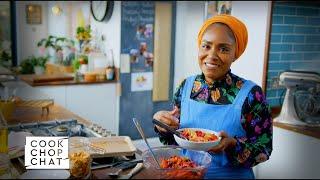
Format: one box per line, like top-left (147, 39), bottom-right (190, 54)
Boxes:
top-left (69, 143), bottom-right (92, 179)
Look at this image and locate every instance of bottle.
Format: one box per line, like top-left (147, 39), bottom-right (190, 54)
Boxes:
top-left (0, 111), bottom-right (11, 179)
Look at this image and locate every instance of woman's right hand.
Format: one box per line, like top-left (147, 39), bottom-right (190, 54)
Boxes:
top-left (153, 108), bottom-right (180, 133)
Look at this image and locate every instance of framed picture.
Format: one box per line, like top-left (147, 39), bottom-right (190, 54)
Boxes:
top-left (217, 1), bottom-right (232, 15)
top-left (204, 1), bottom-right (232, 20)
top-left (26, 4), bottom-right (42, 24)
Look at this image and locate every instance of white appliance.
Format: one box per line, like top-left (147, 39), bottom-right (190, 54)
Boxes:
top-left (274, 71), bottom-right (320, 126)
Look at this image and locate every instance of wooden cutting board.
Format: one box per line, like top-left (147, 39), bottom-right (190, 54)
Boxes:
top-left (15, 99), bottom-right (54, 115)
top-left (19, 74), bottom-right (74, 83)
top-left (15, 99), bottom-right (54, 108)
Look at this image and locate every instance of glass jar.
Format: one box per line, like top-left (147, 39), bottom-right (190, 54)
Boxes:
top-left (69, 148), bottom-right (92, 179)
top-left (0, 111), bottom-right (11, 179)
top-left (106, 67), bottom-right (114, 80)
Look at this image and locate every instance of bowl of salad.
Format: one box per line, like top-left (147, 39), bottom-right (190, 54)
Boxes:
top-left (174, 128), bottom-right (221, 151)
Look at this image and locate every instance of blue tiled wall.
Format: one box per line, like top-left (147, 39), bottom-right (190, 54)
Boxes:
top-left (267, 2), bottom-right (320, 107)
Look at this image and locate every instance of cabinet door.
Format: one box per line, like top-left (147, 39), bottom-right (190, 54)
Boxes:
top-left (255, 127), bottom-right (320, 179)
top-left (65, 84), bottom-right (118, 134)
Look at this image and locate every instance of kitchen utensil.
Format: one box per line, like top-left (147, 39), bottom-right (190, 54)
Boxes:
top-left (294, 90), bottom-right (320, 125)
top-left (118, 163), bottom-right (143, 179)
top-left (108, 160), bottom-right (140, 178)
top-left (142, 146), bottom-right (212, 179)
top-left (91, 161), bottom-right (120, 170)
top-left (132, 118), bottom-right (161, 168)
top-left (91, 159), bottom-right (143, 170)
top-left (274, 71), bottom-right (320, 126)
top-left (174, 128), bottom-right (221, 151)
top-left (152, 119), bottom-right (187, 140)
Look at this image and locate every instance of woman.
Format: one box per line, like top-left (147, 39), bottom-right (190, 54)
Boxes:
top-left (153, 14), bottom-right (272, 179)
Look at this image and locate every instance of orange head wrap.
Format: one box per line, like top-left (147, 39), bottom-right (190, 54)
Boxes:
top-left (197, 14), bottom-right (248, 60)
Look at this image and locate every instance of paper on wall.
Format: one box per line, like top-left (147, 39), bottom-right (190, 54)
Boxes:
top-left (120, 54), bottom-right (130, 73)
top-left (131, 72), bottom-right (153, 92)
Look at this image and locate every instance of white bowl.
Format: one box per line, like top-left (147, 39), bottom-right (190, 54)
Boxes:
top-left (174, 128), bottom-right (221, 151)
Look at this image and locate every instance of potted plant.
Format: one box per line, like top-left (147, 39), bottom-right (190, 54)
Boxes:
top-left (19, 56), bottom-right (48, 75)
top-left (32, 56), bottom-right (48, 75)
top-left (19, 57), bottom-right (34, 74)
top-left (0, 50), bottom-right (12, 68)
top-left (37, 35), bottom-right (75, 64)
top-left (61, 52), bottom-right (75, 73)
top-left (78, 55), bottom-right (89, 74)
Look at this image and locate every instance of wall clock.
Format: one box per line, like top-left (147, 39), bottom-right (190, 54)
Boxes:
top-left (90, 1), bottom-right (114, 22)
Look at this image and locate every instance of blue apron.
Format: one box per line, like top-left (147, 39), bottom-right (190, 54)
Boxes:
top-left (180, 75), bottom-right (256, 179)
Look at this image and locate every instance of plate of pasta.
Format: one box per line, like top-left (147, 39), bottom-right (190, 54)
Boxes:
top-left (174, 128), bottom-right (221, 151)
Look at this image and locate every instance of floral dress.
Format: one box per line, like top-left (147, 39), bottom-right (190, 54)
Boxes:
top-left (154, 70), bottom-right (273, 168)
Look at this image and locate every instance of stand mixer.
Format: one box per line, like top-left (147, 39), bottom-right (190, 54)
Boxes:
top-left (274, 71), bottom-right (320, 126)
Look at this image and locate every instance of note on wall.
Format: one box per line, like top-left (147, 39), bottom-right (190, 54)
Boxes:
top-left (120, 54), bottom-right (130, 73)
top-left (131, 72), bottom-right (153, 92)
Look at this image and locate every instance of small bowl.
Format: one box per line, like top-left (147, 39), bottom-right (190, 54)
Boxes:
top-left (142, 146), bottom-right (212, 179)
top-left (84, 72), bottom-right (97, 82)
top-left (174, 128), bottom-right (221, 151)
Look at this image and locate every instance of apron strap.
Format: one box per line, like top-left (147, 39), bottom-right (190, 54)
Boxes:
top-left (182, 76), bottom-right (256, 110)
top-left (182, 75), bottom-right (197, 101)
top-left (233, 80), bottom-right (256, 110)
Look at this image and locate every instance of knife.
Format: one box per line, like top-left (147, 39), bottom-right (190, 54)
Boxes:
top-left (91, 159), bottom-right (143, 170)
top-left (118, 163), bottom-right (143, 179)
top-left (152, 119), bottom-right (187, 140)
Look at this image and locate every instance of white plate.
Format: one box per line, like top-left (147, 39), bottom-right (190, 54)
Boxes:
top-left (19, 170), bottom-right (70, 179)
top-left (174, 128), bottom-right (221, 151)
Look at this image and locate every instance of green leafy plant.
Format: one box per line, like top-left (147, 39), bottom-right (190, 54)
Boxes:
top-left (0, 50), bottom-right (12, 68)
top-left (72, 59), bottom-right (80, 71)
top-left (19, 56), bottom-right (48, 74)
top-left (63, 53), bottom-right (75, 66)
top-left (37, 35), bottom-right (75, 52)
top-left (72, 54), bottom-right (88, 71)
top-left (0, 51), bottom-right (11, 61)
top-left (19, 58), bottom-right (34, 74)
top-left (33, 56), bottom-right (48, 68)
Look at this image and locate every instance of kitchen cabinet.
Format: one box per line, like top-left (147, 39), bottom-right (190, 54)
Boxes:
top-left (65, 84), bottom-right (118, 134)
top-left (254, 126), bottom-right (320, 179)
top-left (35, 83), bottom-right (119, 134)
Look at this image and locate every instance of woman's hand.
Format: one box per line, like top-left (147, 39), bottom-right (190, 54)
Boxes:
top-left (153, 108), bottom-right (180, 133)
top-left (208, 131), bottom-right (237, 153)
